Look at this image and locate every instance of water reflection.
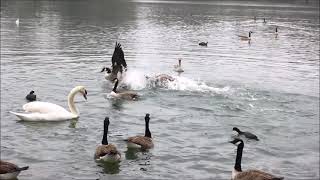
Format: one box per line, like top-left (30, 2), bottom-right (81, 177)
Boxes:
top-left (97, 161), bottom-right (120, 174)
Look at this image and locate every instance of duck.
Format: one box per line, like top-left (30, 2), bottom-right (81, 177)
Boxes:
top-left (95, 117), bottom-right (121, 162)
top-left (110, 78), bottom-right (138, 100)
top-left (10, 86), bottom-right (87, 121)
top-left (199, 42), bottom-right (208, 46)
top-left (126, 114), bottom-right (154, 149)
top-left (229, 138), bottom-right (284, 180)
top-left (174, 59), bottom-right (184, 72)
top-left (15, 18), bottom-right (19, 26)
top-left (101, 42), bottom-right (127, 82)
top-left (238, 31), bottom-right (253, 41)
top-left (26, 90), bottom-right (36, 101)
top-left (0, 160), bottom-right (29, 180)
top-left (233, 127), bottom-right (259, 141)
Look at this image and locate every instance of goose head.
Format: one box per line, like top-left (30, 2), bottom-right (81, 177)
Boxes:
top-left (101, 67), bottom-right (112, 74)
top-left (29, 90), bottom-right (35, 95)
top-left (229, 138), bottom-right (243, 146)
top-left (232, 127), bottom-right (241, 134)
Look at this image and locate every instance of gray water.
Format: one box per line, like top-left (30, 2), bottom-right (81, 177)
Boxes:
top-left (1, 0), bottom-right (319, 179)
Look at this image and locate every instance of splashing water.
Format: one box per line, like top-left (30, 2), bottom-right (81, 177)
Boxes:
top-left (121, 70), bottom-right (230, 94)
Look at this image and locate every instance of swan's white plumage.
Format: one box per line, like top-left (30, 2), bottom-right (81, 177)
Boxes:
top-left (10, 86), bottom-right (86, 122)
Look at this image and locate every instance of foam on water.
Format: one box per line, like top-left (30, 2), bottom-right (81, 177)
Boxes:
top-left (121, 70), bottom-right (230, 94)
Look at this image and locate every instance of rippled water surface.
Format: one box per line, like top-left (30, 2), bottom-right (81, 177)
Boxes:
top-left (1, 0), bottom-right (319, 179)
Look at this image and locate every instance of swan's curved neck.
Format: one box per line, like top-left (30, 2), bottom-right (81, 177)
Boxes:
top-left (68, 88), bottom-right (80, 115)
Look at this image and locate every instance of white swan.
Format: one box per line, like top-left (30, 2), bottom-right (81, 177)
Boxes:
top-left (174, 59), bottom-right (184, 72)
top-left (10, 86), bottom-right (87, 121)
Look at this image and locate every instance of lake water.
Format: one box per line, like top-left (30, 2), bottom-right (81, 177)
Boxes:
top-left (1, 0), bottom-right (319, 179)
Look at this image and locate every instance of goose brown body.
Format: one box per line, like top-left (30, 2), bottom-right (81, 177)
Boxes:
top-left (0, 161), bottom-right (29, 180)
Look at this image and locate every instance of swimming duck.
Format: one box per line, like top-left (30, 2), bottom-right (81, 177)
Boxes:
top-left (229, 138), bottom-right (284, 180)
top-left (95, 117), bottom-right (121, 162)
top-left (126, 114), bottom-right (154, 149)
top-left (238, 31), bottom-right (253, 41)
top-left (199, 42), bottom-right (208, 46)
top-left (0, 160), bottom-right (29, 180)
top-left (110, 78), bottom-right (138, 100)
top-left (26, 91), bottom-right (36, 101)
top-left (101, 42), bottom-right (127, 82)
top-left (233, 127), bottom-right (259, 141)
top-left (174, 59), bottom-right (184, 72)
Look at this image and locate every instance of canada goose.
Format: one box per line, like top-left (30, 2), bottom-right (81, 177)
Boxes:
top-left (238, 31), bottom-right (253, 41)
top-left (233, 127), bottom-right (259, 141)
top-left (275, 27), bottom-right (278, 36)
top-left (26, 91), bottom-right (36, 101)
top-left (230, 138), bottom-right (284, 180)
top-left (126, 114), bottom-right (154, 149)
top-left (15, 19), bottom-right (19, 26)
top-left (10, 86), bottom-right (87, 121)
top-left (95, 117), bottom-right (121, 162)
top-left (101, 42), bottom-right (127, 82)
top-left (0, 160), bottom-right (29, 180)
top-left (263, 18), bottom-right (267, 24)
top-left (174, 59), bottom-right (184, 72)
top-left (199, 42), bottom-right (208, 46)
top-left (110, 78), bottom-right (138, 100)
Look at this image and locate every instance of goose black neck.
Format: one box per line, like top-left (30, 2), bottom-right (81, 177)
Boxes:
top-left (145, 120), bottom-right (151, 138)
top-left (102, 121), bottom-right (109, 145)
top-left (234, 141), bottom-right (244, 172)
top-left (249, 32), bottom-right (251, 37)
top-left (112, 80), bottom-right (118, 93)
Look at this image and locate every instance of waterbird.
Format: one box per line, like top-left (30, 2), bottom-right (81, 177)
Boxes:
top-left (26, 90), bottom-right (36, 101)
top-left (233, 127), bottom-right (259, 141)
top-left (229, 138), bottom-right (284, 180)
top-left (101, 42), bottom-right (127, 82)
top-left (95, 117), bottom-right (121, 162)
top-left (0, 160), bottom-right (29, 180)
top-left (263, 18), bottom-right (267, 24)
top-left (174, 59), bottom-right (184, 72)
top-left (199, 42), bottom-right (208, 46)
top-left (275, 26), bottom-right (279, 36)
top-left (126, 114), bottom-right (154, 149)
top-left (110, 78), bottom-right (138, 100)
top-left (238, 31), bottom-right (253, 41)
top-left (15, 18), bottom-right (19, 26)
top-left (10, 86), bottom-right (87, 121)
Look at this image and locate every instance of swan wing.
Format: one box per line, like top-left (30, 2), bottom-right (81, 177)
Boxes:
top-left (9, 111), bottom-right (76, 121)
top-left (22, 101), bottom-right (69, 114)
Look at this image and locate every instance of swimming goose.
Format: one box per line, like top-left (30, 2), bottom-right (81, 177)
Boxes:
top-left (199, 42), bottom-right (208, 46)
top-left (275, 27), bottom-right (278, 36)
top-left (263, 18), bottom-right (267, 24)
top-left (26, 91), bottom-right (36, 101)
top-left (233, 127), bottom-right (259, 141)
top-left (0, 160), bottom-right (29, 180)
top-left (238, 31), bottom-right (253, 41)
top-left (174, 59), bottom-right (184, 72)
top-left (230, 138), bottom-right (284, 180)
top-left (126, 114), bottom-right (154, 149)
top-left (95, 117), bottom-right (121, 162)
top-left (110, 78), bottom-right (138, 100)
top-left (101, 42), bottom-right (127, 82)
top-left (10, 86), bottom-right (87, 121)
